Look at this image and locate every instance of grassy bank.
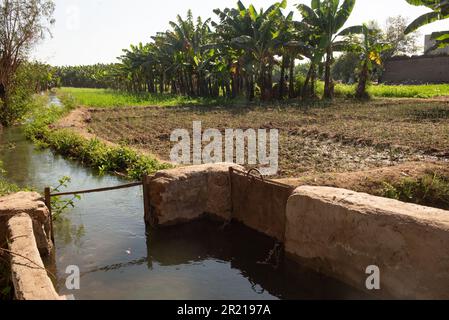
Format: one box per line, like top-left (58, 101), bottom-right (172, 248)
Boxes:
top-left (25, 97), bottom-right (171, 180)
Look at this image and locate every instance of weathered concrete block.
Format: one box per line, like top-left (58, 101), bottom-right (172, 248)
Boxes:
top-left (7, 213), bottom-right (63, 300)
top-left (0, 192), bottom-right (52, 255)
top-left (286, 186), bottom-right (449, 299)
top-left (148, 163), bottom-right (243, 226)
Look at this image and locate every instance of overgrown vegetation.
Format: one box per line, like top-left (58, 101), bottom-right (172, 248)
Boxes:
top-left (50, 176), bottom-right (81, 221)
top-left (382, 172), bottom-right (449, 209)
top-left (25, 100), bottom-right (171, 180)
top-left (0, 0), bottom-right (55, 126)
top-left (0, 160), bottom-right (19, 196)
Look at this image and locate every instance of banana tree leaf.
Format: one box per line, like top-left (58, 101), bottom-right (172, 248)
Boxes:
top-left (406, 0), bottom-right (445, 8)
top-left (335, 0), bottom-right (356, 31)
top-left (338, 25), bottom-right (365, 36)
top-left (405, 11), bottom-right (443, 33)
top-left (431, 30), bottom-right (449, 41)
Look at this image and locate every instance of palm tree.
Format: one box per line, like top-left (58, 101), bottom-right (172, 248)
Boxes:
top-left (405, 0), bottom-right (449, 51)
top-left (297, 0), bottom-right (357, 100)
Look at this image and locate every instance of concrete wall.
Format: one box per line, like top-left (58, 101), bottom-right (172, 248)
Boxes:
top-left (382, 55), bottom-right (449, 84)
top-left (147, 164), bottom-right (449, 299)
top-left (230, 169), bottom-right (294, 241)
top-left (147, 163), bottom-right (243, 226)
top-left (0, 192), bottom-right (64, 300)
top-left (285, 186), bottom-right (449, 299)
top-left (7, 213), bottom-right (62, 300)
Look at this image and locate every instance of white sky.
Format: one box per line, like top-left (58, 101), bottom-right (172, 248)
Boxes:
top-left (32, 0), bottom-right (449, 66)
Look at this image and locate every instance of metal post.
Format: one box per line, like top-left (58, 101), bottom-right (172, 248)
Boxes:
top-left (142, 175), bottom-right (151, 225)
top-left (44, 187), bottom-right (55, 243)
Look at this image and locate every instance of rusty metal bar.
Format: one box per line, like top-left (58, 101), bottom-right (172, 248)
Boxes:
top-left (142, 175), bottom-right (151, 223)
top-left (230, 168), bottom-right (293, 190)
top-left (49, 181), bottom-right (142, 197)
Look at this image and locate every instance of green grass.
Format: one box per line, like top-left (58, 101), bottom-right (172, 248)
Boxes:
top-left (329, 83), bottom-right (449, 99)
top-left (57, 87), bottom-right (227, 108)
top-left (381, 172), bottom-right (449, 210)
top-left (58, 84), bottom-right (449, 109)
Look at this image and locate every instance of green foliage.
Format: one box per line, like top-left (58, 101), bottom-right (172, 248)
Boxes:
top-left (25, 100), bottom-right (171, 180)
top-left (405, 0), bottom-right (449, 51)
top-left (56, 64), bottom-right (118, 89)
top-left (315, 83), bottom-right (449, 98)
top-left (381, 173), bottom-right (449, 209)
top-left (50, 176), bottom-right (81, 221)
top-left (0, 161), bottom-right (20, 196)
top-left (331, 52), bottom-right (359, 83)
top-left (0, 0), bottom-right (56, 126)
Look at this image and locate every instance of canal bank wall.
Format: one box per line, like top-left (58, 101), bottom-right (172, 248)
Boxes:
top-left (147, 164), bottom-right (449, 299)
top-left (0, 192), bottom-right (64, 300)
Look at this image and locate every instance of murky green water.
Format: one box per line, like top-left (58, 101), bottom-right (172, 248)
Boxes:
top-left (0, 108), bottom-right (368, 300)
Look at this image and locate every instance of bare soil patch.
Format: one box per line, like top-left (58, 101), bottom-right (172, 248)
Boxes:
top-left (76, 99), bottom-right (449, 177)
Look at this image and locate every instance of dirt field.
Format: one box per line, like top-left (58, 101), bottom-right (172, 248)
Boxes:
top-left (72, 98), bottom-right (448, 177)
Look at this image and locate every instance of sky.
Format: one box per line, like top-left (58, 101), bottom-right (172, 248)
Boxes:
top-left (32, 0), bottom-right (449, 66)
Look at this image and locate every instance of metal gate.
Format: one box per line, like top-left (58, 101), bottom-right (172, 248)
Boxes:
top-left (229, 168), bottom-right (295, 242)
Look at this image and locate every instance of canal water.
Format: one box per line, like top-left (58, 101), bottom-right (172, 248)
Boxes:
top-left (0, 100), bottom-right (368, 300)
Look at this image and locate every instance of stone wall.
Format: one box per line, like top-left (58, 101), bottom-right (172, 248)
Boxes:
top-left (285, 186), bottom-right (449, 299)
top-left (0, 192), bottom-right (64, 300)
top-left (382, 55), bottom-right (449, 84)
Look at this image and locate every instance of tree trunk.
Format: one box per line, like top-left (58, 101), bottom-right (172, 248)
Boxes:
top-left (0, 83), bottom-right (8, 126)
top-left (323, 46), bottom-right (334, 100)
top-left (356, 61), bottom-right (369, 99)
top-left (289, 55), bottom-right (295, 99)
top-left (301, 63), bottom-right (314, 99)
top-left (267, 61), bottom-right (273, 101)
top-left (311, 65), bottom-right (317, 98)
top-left (247, 75), bottom-right (255, 101)
top-left (279, 55), bottom-right (286, 100)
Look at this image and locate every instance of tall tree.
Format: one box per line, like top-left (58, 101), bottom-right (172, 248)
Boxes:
top-left (384, 15), bottom-right (420, 57)
top-left (0, 0), bottom-right (55, 126)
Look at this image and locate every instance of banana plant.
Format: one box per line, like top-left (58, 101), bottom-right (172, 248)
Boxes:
top-left (214, 1), bottom-right (288, 101)
top-left (340, 24), bottom-right (391, 99)
top-left (405, 0), bottom-right (449, 51)
top-left (297, 0), bottom-right (357, 99)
